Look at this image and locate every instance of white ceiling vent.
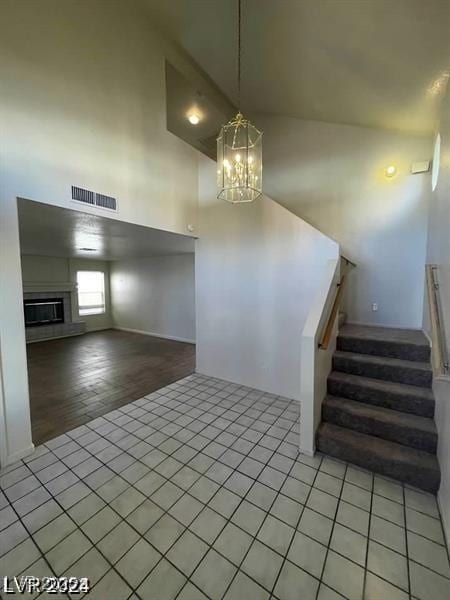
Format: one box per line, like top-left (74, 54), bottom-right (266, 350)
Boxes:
top-left (71, 186), bottom-right (117, 212)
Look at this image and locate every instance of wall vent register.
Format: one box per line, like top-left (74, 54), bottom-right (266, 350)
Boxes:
top-left (71, 186), bottom-right (117, 211)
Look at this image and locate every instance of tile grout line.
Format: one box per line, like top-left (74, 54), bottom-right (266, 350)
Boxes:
top-left (215, 420), bottom-right (301, 600)
top-left (313, 462), bottom-right (349, 600)
top-left (269, 455), bottom-right (326, 599)
top-left (402, 483), bottom-right (413, 600)
top-left (361, 470), bottom-right (375, 600)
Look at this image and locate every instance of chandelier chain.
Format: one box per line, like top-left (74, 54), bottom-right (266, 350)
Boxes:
top-left (237, 0), bottom-right (241, 110)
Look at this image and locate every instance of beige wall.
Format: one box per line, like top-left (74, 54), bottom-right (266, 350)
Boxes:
top-left (256, 113), bottom-right (432, 329)
top-left (110, 254), bottom-right (195, 343)
top-left (195, 154), bottom-right (339, 400)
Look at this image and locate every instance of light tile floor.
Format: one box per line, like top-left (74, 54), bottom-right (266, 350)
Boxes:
top-left (0, 374), bottom-right (449, 600)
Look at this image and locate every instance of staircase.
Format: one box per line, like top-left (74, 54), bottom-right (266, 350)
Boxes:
top-left (316, 324), bottom-right (441, 493)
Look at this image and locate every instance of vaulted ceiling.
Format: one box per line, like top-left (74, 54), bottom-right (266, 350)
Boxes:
top-left (143, 0), bottom-right (450, 135)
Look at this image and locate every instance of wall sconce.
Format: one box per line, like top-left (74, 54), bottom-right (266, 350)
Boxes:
top-left (385, 165), bottom-right (397, 178)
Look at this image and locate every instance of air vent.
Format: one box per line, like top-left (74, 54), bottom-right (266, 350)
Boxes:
top-left (95, 193), bottom-right (117, 211)
top-left (71, 186), bottom-right (117, 211)
top-left (71, 186), bottom-right (95, 205)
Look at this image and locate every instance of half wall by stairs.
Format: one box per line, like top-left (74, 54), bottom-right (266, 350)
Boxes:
top-left (317, 324), bottom-right (441, 493)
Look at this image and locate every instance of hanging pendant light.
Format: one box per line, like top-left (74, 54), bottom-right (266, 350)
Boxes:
top-left (217, 0), bottom-right (262, 203)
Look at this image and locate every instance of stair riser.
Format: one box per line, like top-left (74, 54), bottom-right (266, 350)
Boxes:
top-left (316, 433), bottom-right (440, 493)
top-left (327, 378), bottom-right (435, 417)
top-left (322, 404), bottom-right (437, 453)
top-left (333, 355), bottom-right (432, 388)
top-left (337, 337), bottom-right (430, 363)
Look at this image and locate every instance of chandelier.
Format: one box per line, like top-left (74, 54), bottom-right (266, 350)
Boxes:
top-left (217, 0), bottom-right (262, 203)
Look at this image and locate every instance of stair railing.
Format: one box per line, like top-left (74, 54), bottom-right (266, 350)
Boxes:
top-left (319, 255), bottom-right (356, 349)
top-left (299, 255), bottom-right (356, 455)
top-left (426, 264), bottom-right (449, 375)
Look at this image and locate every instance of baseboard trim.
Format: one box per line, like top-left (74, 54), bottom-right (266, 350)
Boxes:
top-left (299, 446), bottom-right (315, 458)
top-left (346, 320), bottom-right (423, 330)
top-left (6, 443), bottom-right (35, 466)
top-left (26, 332), bottom-right (84, 344)
top-left (113, 327), bottom-right (195, 345)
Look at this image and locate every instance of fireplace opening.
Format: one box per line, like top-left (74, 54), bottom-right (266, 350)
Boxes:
top-left (24, 298), bottom-right (64, 327)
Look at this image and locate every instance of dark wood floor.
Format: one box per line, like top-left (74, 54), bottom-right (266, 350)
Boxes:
top-left (26, 329), bottom-right (196, 446)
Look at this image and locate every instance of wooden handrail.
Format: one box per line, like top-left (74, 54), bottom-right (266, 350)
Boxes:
top-left (426, 264), bottom-right (449, 375)
top-left (319, 273), bottom-right (348, 350)
top-left (341, 255), bottom-right (357, 269)
top-left (319, 255), bottom-right (356, 350)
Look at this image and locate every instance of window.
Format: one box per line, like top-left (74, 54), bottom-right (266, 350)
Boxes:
top-left (77, 271), bottom-right (105, 316)
top-left (432, 133), bottom-right (441, 192)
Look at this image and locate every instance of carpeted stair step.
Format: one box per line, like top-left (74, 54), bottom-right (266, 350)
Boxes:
top-left (337, 324), bottom-right (430, 362)
top-left (322, 395), bottom-right (437, 453)
top-left (333, 351), bottom-right (432, 388)
top-left (327, 371), bottom-right (435, 417)
top-left (316, 422), bottom-right (440, 493)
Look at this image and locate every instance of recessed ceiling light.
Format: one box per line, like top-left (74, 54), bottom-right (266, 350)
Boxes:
top-left (187, 111), bottom-right (201, 125)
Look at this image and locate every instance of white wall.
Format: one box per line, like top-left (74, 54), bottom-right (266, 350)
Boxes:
top-left (0, 0), bottom-right (228, 465)
top-left (20, 255), bottom-right (113, 333)
top-left (0, 0), bottom-right (233, 235)
top-left (110, 254), bottom-right (195, 343)
top-left (300, 259), bottom-right (340, 455)
top-left (256, 114), bottom-right (432, 328)
top-left (196, 154), bottom-right (339, 400)
top-left (423, 85), bottom-right (450, 544)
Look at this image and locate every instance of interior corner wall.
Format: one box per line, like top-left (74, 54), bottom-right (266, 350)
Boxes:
top-left (110, 254), bottom-right (196, 344)
top-left (195, 154), bottom-right (339, 400)
top-left (256, 114), bottom-right (432, 329)
top-left (423, 84), bottom-right (450, 544)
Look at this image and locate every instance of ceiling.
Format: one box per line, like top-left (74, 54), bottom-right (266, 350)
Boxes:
top-left (18, 199), bottom-right (195, 261)
top-left (166, 61), bottom-right (232, 159)
top-left (144, 0), bottom-right (450, 135)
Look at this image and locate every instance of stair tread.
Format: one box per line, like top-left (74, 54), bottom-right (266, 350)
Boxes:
top-left (324, 395), bottom-right (437, 434)
top-left (334, 350), bottom-right (431, 372)
top-left (328, 371), bottom-right (434, 400)
top-left (317, 423), bottom-right (440, 472)
top-left (339, 324), bottom-right (429, 347)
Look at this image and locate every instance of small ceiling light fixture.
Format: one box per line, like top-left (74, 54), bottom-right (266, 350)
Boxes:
top-left (385, 165), bottom-right (397, 178)
top-left (79, 247), bottom-right (96, 252)
top-left (187, 111), bottom-right (201, 125)
top-left (217, 0), bottom-right (262, 203)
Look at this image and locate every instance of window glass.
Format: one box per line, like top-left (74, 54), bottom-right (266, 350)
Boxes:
top-left (77, 271), bottom-right (105, 316)
top-left (432, 133), bottom-right (441, 192)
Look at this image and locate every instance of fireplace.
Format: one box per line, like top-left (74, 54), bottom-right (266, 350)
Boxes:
top-left (24, 297), bottom-right (64, 327)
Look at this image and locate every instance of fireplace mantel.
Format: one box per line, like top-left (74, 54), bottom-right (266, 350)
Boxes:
top-left (22, 281), bottom-right (76, 294)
